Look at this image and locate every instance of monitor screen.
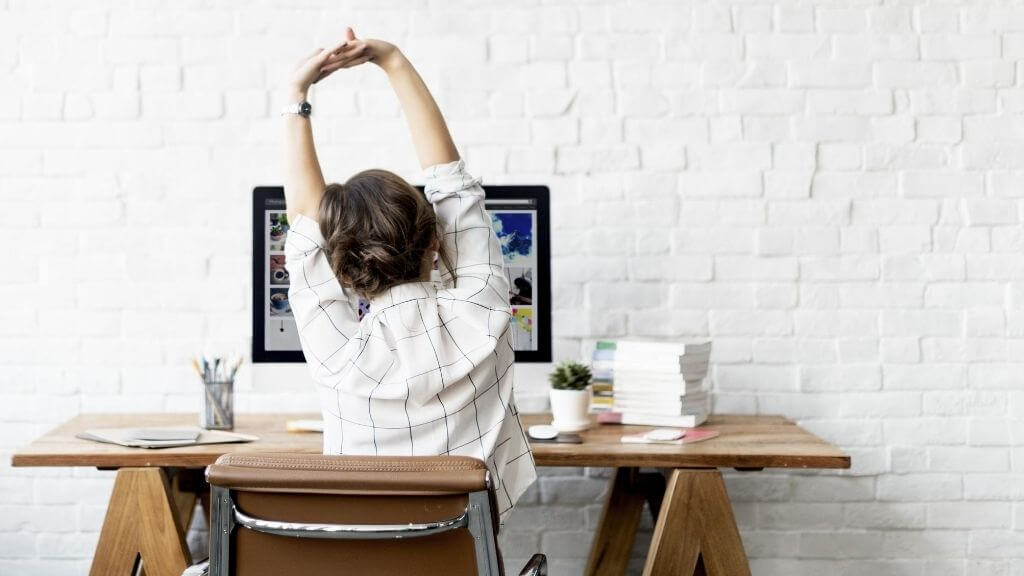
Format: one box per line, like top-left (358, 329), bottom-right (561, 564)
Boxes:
top-left (252, 186), bottom-right (551, 363)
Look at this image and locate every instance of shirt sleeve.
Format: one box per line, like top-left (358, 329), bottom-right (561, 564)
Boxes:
top-left (283, 213), bottom-right (362, 361)
top-left (423, 159), bottom-right (511, 315)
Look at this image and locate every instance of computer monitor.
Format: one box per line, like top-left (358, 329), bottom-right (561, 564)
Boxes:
top-left (252, 185), bottom-right (552, 365)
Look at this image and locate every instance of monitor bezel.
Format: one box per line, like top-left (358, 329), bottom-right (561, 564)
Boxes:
top-left (252, 186), bottom-right (306, 363)
top-left (252, 185), bottom-right (552, 364)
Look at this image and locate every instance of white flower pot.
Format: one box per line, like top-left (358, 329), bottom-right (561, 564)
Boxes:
top-left (549, 386), bottom-right (593, 433)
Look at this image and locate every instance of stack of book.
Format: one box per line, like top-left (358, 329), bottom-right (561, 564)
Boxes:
top-left (591, 339), bottom-right (712, 428)
top-left (590, 343), bottom-right (616, 412)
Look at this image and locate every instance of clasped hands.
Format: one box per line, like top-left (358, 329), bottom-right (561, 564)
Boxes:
top-left (290, 26), bottom-right (403, 96)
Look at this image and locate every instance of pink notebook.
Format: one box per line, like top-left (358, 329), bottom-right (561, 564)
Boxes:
top-left (619, 428), bottom-right (720, 445)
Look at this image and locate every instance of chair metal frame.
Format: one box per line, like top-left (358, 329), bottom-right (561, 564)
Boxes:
top-left (207, 482), bottom-right (503, 576)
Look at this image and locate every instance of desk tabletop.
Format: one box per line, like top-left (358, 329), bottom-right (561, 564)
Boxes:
top-left (521, 413), bottom-right (849, 469)
top-left (11, 412), bottom-right (849, 470)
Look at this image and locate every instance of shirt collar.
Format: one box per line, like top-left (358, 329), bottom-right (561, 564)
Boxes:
top-left (368, 280), bottom-right (439, 311)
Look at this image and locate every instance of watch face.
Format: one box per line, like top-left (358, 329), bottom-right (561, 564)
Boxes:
top-left (299, 101), bottom-right (312, 116)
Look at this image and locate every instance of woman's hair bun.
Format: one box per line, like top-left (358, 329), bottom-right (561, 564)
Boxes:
top-left (318, 169), bottom-right (452, 300)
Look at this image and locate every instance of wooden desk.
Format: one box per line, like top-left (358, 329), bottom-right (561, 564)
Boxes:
top-left (12, 413), bottom-right (849, 576)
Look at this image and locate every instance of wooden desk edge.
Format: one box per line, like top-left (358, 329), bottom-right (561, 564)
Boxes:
top-left (530, 453), bottom-right (852, 470)
top-left (12, 450), bottom-right (851, 470)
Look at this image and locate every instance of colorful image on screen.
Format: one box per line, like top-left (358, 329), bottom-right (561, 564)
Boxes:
top-left (492, 212), bottom-right (534, 261)
top-left (511, 307), bottom-right (534, 350)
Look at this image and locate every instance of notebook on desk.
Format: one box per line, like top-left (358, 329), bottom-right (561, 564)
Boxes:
top-left (76, 427), bottom-right (258, 449)
top-left (620, 428), bottom-right (719, 446)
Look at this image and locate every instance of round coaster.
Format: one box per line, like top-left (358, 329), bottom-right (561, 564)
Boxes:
top-left (527, 424), bottom-right (559, 440)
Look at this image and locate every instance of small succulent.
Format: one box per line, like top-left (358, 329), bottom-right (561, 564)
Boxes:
top-left (548, 361), bottom-right (592, 391)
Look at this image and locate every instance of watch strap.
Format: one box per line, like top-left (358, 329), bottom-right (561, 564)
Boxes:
top-left (280, 101), bottom-right (312, 117)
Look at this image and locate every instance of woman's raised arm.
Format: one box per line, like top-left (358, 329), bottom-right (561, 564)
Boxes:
top-left (328, 33), bottom-right (459, 169)
top-left (282, 33), bottom-right (366, 223)
top-left (313, 32), bottom-right (509, 311)
top-left (381, 51), bottom-right (460, 170)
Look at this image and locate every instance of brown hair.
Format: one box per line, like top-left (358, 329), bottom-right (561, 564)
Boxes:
top-left (318, 169), bottom-right (453, 300)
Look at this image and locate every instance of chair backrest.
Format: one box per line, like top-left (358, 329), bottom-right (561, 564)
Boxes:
top-left (205, 453), bottom-right (503, 576)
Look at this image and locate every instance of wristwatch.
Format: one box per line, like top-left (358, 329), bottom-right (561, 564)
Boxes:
top-left (281, 101), bottom-right (312, 117)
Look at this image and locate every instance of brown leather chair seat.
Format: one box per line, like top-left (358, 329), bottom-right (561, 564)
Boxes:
top-left (192, 452), bottom-right (545, 576)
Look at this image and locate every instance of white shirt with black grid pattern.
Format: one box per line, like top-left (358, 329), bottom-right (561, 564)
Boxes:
top-left (284, 158), bottom-right (537, 521)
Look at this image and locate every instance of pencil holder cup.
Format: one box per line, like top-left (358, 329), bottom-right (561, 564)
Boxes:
top-left (201, 380), bottom-right (234, 430)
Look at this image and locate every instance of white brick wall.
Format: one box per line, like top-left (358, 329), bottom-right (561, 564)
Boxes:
top-left (3, 0), bottom-right (1024, 574)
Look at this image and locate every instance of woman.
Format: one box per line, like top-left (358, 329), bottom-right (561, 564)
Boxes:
top-left (281, 28), bottom-right (536, 521)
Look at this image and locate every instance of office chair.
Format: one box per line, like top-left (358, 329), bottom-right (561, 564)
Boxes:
top-left (184, 452), bottom-right (546, 576)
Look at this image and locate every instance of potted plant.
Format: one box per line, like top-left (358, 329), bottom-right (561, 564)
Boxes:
top-left (548, 361), bottom-right (593, 432)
